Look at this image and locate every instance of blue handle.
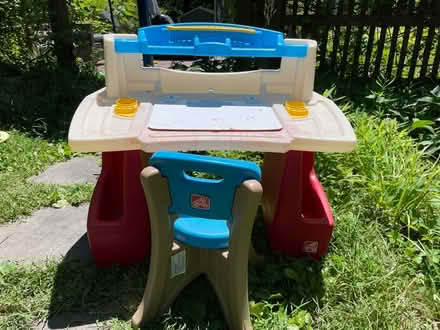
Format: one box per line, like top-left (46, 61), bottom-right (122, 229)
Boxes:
top-left (194, 36), bottom-right (232, 55)
top-left (183, 171), bottom-right (224, 184)
top-left (114, 23), bottom-right (308, 58)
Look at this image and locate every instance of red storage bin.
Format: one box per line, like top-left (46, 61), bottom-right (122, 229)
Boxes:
top-left (87, 151), bottom-right (151, 267)
top-left (262, 151), bottom-right (334, 259)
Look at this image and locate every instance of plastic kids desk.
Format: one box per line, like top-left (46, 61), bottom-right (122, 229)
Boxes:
top-left (68, 23), bottom-right (356, 267)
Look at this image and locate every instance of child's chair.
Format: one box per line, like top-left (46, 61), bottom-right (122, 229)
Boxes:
top-left (132, 151), bottom-right (262, 330)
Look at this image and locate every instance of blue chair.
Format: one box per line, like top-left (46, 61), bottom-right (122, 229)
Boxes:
top-left (132, 151), bottom-right (262, 330)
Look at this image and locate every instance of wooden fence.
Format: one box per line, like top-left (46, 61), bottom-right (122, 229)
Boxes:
top-left (276, 0), bottom-right (440, 80)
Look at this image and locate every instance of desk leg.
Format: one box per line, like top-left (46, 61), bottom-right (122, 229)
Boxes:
top-left (87, 150), bottom-right (151, 267)
top-left (262, 151), bottom-right (334, 259)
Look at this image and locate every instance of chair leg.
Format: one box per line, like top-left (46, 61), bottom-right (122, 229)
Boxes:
top-left (160, 243), bottom-right (202, 313)
top-left (224, 262), bottom-right (252, 330)
top-left (132, 245), bottom-right (169, 328)
top-left (224, 179), bottom-right (263, 329)
top-left (132, 241), bottom-right (202, 327)
top-left (133, 167), bottom-right (173, 328)
top-left (207, 251), bottom-right (253, 330)
top-left (204, 180), bottom-right (262, 330)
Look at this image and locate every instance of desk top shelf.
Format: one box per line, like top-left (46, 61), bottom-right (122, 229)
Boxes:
top-left (68, 26), bottom-right (356, 154)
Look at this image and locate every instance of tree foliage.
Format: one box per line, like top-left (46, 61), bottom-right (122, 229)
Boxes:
top-left (0, 0), bottom-right (53, 72)
top-left (71, 0), bottom-right (139, 33)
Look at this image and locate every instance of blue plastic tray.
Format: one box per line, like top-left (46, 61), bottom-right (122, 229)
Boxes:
top-left (115, 23), bottom-right (307, 58)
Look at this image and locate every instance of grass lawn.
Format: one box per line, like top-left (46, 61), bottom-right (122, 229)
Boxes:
top-left (0, 66), bottom-right (102, 223)
top-left (0, 131), bottom-right (93, 223)
top-left (0, 73), bottom-right (439, 329)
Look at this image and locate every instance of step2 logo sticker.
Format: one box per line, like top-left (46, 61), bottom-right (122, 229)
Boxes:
top-left (191, 194), bottom-right (210, 210)
top-left (303, 241), bottom-right (319, 254)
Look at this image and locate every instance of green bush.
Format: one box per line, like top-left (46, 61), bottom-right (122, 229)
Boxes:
top-left (0, 0), bottom-right (53, 71)
top-left (364, 80), bottom-right (440, 157)
top-left (0, 64), bottom-right (104, 139)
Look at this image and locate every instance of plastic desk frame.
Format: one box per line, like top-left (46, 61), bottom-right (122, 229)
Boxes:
top-left (68, 24), bottom-right (356, 267)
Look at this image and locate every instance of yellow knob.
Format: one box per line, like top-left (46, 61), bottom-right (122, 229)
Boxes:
top-left (114, 98), bottom-right (138, 118)
top-left (285, 100), bottom-right (309, 119)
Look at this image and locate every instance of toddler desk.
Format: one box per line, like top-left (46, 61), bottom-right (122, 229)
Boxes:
top-left (69, 23), bottom-right (356, 266)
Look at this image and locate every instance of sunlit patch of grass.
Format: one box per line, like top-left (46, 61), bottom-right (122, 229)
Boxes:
top-left (0, 131), bottom-right (93, 223)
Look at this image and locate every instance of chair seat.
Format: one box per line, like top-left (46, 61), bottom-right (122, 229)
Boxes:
top-left (173, 216), bottom-right (230, 249)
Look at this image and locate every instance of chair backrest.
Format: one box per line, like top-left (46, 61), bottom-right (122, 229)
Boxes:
top-left (149, 151), bottom-right (261, 221)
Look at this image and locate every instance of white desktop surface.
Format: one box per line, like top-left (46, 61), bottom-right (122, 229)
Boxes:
top-left (149, 104), bottom-right (282, 131)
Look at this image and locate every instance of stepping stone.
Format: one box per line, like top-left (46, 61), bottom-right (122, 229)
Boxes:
top-left (28, 156), bottom-right (101, 185)
top-left (37, 312), bottom-right (112, 330)
top-left (0, 204), bottom-right (91, 264)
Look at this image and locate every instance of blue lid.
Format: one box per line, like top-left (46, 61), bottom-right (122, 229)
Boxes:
top-left (115, 23), bottom-right (307, 58)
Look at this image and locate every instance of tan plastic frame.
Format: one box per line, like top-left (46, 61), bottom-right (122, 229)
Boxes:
top-left (133, 166), bottom-right (263, 330)
top-left (104, 34), bottom-right (317, 101)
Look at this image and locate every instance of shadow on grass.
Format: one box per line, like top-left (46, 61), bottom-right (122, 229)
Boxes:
top-left (47, 213), bottom-right (325, 329)
top-left (0, 66), bottom-right (104, 141)
top-left (46, 235), bottom-right (227, 329)
top-left (46, 233), bottom-right (146, 329)
top-left (249, 214), bottom-right (326, 321)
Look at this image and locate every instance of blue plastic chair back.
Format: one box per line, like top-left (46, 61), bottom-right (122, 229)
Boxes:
top-left (115, 23), bottom-right (308, 58)
top-left (149, 151), bottom-right (261, 221)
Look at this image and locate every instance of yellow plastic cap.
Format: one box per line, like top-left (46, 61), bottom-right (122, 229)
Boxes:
top-left (114, 98), bottom-right (138, 118)
top-left (285, 100), bottom-right (309, 119)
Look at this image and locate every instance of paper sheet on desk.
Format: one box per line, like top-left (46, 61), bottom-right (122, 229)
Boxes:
top-left (149, 104), bottom-right (283, 131)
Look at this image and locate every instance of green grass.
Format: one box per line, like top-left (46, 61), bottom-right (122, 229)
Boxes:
top-left (0, 131), bottom-right (93, 223)
top-left (0, 65), bottom-right (102, 223)
top-left (1, 111), bottom-right (439, 329)
top-left (314, 76), bottom-right (440, 158)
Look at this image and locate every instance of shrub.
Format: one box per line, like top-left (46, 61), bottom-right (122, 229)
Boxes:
top-left (0, 0), bottom-right (53, 71)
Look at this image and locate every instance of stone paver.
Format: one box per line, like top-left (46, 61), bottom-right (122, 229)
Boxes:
top-left (2, 155), bottom-right (121, 329)
top-left (28, 156), bottom-right (101, 185)
top-left (38, 312), bottom-right (111, 330)
top-left (0, 204), bottom-right (91, 264)
top-left (0, 203), bottom-right (119, 330)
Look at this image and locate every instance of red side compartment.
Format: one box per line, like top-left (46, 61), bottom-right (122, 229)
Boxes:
top-left (263, 151), bottom-right (334, 259)
top-left (87, 151), bottom-right (151, 267)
